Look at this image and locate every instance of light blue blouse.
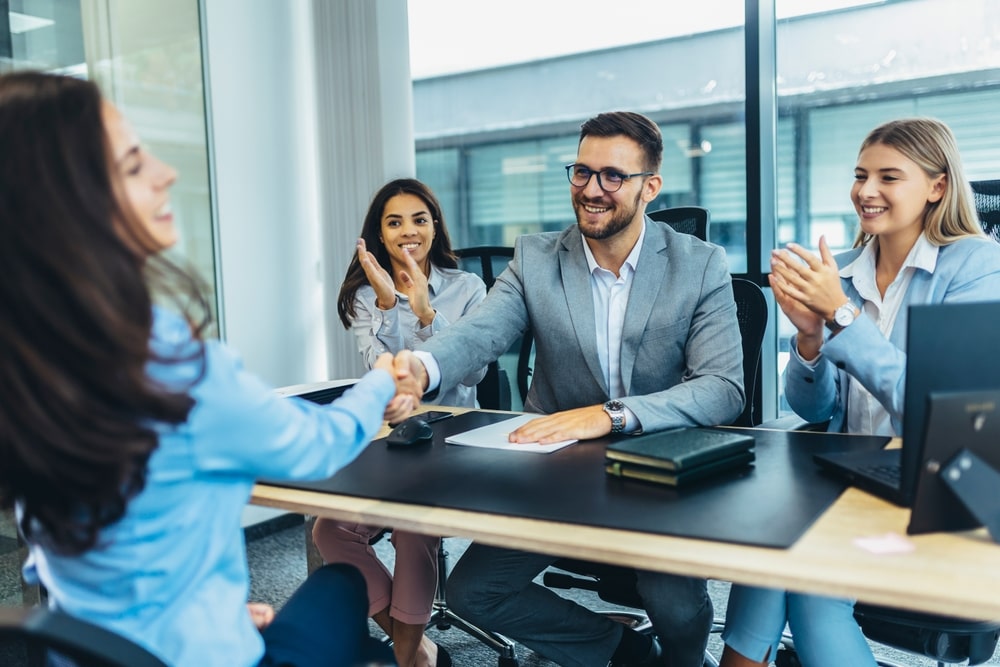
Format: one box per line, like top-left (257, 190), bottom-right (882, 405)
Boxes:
top-left (784, 235), bottom-right (1000, 434)
top-left (23, 307), bottom-right (395, 666)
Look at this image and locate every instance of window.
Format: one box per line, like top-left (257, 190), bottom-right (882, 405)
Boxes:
top-left (4, 0), bottom-right (217, 329)
top-left (411, 0), bottom-right (1000, 420)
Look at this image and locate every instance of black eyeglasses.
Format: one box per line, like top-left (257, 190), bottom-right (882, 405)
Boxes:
top-left (565, 163), bottom-right (654, 193)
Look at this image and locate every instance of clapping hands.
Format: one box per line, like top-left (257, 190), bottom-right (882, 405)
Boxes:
top-left (356, 238), bottom-right (435, 326)
top-left (768, 236), bottom-right (849, 358)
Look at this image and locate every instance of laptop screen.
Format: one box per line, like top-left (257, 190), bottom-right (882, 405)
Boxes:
top-left (900, 300), bottom-right (1000, 504)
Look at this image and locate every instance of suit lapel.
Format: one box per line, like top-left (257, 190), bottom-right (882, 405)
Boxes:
top-left (559, 231), bottom-right (607, 394)
top-left (619, 219), bottom-right (667, 392)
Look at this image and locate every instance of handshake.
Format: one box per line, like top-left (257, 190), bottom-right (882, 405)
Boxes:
top-left (373, 350), bottom-right (431, 424)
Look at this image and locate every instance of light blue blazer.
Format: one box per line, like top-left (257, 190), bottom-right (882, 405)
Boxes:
top-left (784, 236), bottom-right (1000, 434)
top-left (418, 218), bottom-right (745, 432)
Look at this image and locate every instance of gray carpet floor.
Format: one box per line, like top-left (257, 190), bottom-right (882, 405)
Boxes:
top-left (247, 517), bottom-right (1000, 667)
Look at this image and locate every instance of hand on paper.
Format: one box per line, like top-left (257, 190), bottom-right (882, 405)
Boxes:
top-left (508, 404), bottom-right (612, 444)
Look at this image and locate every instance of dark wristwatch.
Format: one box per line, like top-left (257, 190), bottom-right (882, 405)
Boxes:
top-left (604, 399), bottom-right (626, 434)
top-left (826, 301), bottom-right (859, 332)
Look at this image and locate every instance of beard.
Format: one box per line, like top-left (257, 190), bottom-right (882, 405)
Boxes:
top-left (573, 188), bottom-right (643, 240)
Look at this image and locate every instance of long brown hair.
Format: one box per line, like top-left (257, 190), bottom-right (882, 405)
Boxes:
top-left (853, 118), bottom-right (984, 248)
top-left (337, 178), bottom-right (458, 328)
top-left (0, 71), bottom-right (209, 554)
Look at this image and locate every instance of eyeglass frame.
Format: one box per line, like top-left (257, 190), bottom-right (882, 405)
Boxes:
top-left (564, 163), bottom-right (655, 193)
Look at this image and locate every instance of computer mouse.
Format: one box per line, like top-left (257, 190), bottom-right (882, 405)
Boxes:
top-left (386, 417), bottom-right (434, 448)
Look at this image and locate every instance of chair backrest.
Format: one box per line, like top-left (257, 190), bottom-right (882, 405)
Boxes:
top-left (0, 606), bottom-right (168, 667)
top-left (647, 207), bottom-right (764, 426)
top-left (647, 206), bottom-right (710, 241)
top-left (730, 278), bottom-right (767, 427)
top-left (454, 247), bottom-right (517, 411)
top-left (971, 179), bottom-right (1000, 242)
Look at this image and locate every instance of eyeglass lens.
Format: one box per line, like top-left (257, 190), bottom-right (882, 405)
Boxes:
top-left (565, 165), bottom-right (626, 192)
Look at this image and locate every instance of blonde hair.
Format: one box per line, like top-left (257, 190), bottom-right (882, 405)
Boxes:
top-left (853, 117), bottom-right (984, 248)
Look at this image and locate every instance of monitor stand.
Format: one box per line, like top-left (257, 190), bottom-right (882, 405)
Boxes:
top-left (939, 448), bottom-right (1000, 544)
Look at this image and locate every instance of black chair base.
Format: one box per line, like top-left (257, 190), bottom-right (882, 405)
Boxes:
top-left (432, 541), bottom-right (520, 667)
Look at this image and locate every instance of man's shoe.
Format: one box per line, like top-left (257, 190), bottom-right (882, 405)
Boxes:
top-left (610, 634), bottom-right (664, 667)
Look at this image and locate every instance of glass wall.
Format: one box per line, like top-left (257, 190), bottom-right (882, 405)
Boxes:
top-left (2, 0), bottom-right (217, 327)
top-left (409, 0), bottom-right (1000, 418)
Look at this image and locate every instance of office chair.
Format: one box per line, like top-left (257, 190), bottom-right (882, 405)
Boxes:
top-left (0, 606), bottom-right (167, 667)
top-left (454, 247), bottom-right (517, 411)
top-left (648, 205), bottom-right (710, 241)
top-left (410, 247), bottom-right (523, 665)
top-left (730, 278), bottom-right (767, 427)
top-left (971, 179), bottom-right (1000, 242)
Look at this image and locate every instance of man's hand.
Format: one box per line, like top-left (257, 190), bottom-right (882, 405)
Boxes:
top-left (393, 349), bottom-right (429, 394)
top-left (373, 352), bottom-right (418, 422)
top-left (508, 405), bottom-right (612, 444)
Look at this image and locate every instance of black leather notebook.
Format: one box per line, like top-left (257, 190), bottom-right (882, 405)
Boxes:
top-left (605, 450), bottom-right (755, 488)
top-left (605, 427), bottom-right (755, 471)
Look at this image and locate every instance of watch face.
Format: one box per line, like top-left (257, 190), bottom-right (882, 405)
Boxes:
top-left (835, 304), bottom-right (855, 326)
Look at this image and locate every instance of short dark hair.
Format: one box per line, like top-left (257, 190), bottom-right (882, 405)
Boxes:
top-left (579, 111), bottom-right (663, 174)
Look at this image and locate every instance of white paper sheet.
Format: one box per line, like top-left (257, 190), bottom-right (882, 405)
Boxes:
top-left (444, 414), bottom-right (577, 453)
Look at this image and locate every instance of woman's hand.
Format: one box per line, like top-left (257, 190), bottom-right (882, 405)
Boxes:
top-left (247, 603), bottom-right (275, 631)
top-left (768, 236), bottom-right (847, 359)
top-left (396, 249), bottom-right (435, 326)
top-left (374, 352), bottom-right (418, 422)
top-left (357, 239), bottom-right (397, 311)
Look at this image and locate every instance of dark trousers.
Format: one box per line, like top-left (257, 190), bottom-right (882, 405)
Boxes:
top-left (260, 563), bottom-right (396, 667)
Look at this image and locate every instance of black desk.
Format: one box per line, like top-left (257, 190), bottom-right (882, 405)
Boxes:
top-left (265, 411), bottom-right (889, 549)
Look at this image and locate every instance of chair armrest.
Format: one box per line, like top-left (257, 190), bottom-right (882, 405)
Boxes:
top-left (0, 607), bottom-right (168, 667)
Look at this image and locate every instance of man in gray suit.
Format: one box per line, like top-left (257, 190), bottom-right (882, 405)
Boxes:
top-left (396, 111), bottom-right (743, 667)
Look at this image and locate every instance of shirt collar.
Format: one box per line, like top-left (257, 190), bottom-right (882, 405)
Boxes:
top-left (426, 263), bottom-right (444, 295)
top-left (581, 220), bottom-right (646, 276)
top-left (839, 232), bottom-right (938, 279)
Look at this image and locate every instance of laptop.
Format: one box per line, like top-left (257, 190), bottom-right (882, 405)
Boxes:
top-left (274, 378), bottom-right (358, 405)
top-left (813, 300), bottom-right (1000, 507)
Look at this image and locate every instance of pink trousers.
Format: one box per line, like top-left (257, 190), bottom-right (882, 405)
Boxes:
top-left (311, 518), bottom-right (439, 624)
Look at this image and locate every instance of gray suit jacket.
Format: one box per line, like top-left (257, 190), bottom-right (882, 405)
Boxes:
top-left (419, 217), bottom-right (744, 432)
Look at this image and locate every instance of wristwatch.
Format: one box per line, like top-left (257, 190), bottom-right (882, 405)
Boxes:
top-left (826, 301), bottom-right (859, 332)
top-left (604, 399), bottom-right (626, 434)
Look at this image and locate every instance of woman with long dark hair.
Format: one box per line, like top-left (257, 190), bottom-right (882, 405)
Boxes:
top-left (0, 70), bottom-right (418, 666)
top-left (314, 179), bottom-right (487, 667)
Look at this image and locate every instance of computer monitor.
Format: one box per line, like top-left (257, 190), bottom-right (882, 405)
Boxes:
top-left (909, 388), bottom-right (1000, 536)
top-left (901, 300), bottom-right (1000, 507)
